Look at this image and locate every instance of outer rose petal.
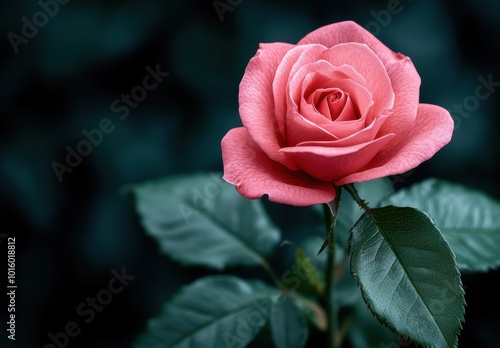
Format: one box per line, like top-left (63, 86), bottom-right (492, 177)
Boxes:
top-left (222, 128), bottom-right (336, 206)
top-left (377, 55), bottom-right (420, 140)
top-left (239, 42), bottom-right (298, 169)
top-left (298, 21), bottom-right (398, 67)
top-left (336, 104), bottom-right (454, 185)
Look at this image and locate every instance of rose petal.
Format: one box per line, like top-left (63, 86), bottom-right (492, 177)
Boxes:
top-left (286, 60), bottom-right (374, 144)
top-left (280, 46), bottom-right (372, 139)
top-left (310, 88), bottom-right (344, 118)
top-left (297, 113), bottom-right (391, 148)
top-left (273, 44), bottom-right (324, 137)
top-left (321, 43), bottom-right (394, 123)
top-left (336, 104), bottom-right (454, 185)
top-left (290, 61), bottom-right (369, 109)
top-left (313, 88), bottom-right (346, 119)
top-left (334, 95), bottom-right (356, 121)
top-left (298, 21), bottom-right (421, 143)
top-left (239, 42), bottom-right (298, 169)
top-left (299, 69), bottom-right (374, 124)
top-left (377, 55), bottom-right (421, 140)
top-left (298, 21), bottom-right (400, 67)
top-left (284, 109), bottom-right (339, 146)
top-left (281, 133), bottom-right (396, 182)
top-left (222, 128), bottom-right (336, 206)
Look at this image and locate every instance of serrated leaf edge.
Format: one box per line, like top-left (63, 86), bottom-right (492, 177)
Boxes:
top-left (347, 208), bottom-right (466, 348)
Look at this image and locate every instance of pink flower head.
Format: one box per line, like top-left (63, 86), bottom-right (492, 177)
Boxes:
top-left (221, 21), bottom-right (453, 206)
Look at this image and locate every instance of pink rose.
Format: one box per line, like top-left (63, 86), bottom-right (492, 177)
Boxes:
top-left (221, 21), bottom-right (453, 206)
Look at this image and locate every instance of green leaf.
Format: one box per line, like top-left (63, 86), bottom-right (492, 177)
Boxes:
top-left (348, 206), bottom-right (465, 348)
top-left (380, 179), bottom-right (500, 272)
top-left (347, 297), bottom-right (399, 348)
top-left (134, 276), bottom-right (278, 348)
top-left (127, 173), bottom-right (281, 270)
top-left (270, 294), bottom-right (309, 348)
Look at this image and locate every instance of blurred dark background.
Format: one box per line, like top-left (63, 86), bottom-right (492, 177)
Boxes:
top-left (1, 0), bottom-right (499, 347)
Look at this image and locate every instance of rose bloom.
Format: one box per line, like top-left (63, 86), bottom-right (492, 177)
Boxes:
top-left (221, 21), bottom-right (453, 206)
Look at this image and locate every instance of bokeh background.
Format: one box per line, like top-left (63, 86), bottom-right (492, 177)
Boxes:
top-left (1, 0), bottom-right (500, 347)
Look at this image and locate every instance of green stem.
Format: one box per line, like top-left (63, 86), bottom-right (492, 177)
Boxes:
top-left (344, 184), bottom-right (371, 214)
top-left (324, 186), bottom-right (342, 348)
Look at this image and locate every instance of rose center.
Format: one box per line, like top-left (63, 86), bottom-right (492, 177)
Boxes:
top-left (329, 90), bottom-right (342, 102)
top-left (314, 88), bottom-right (348, 121)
